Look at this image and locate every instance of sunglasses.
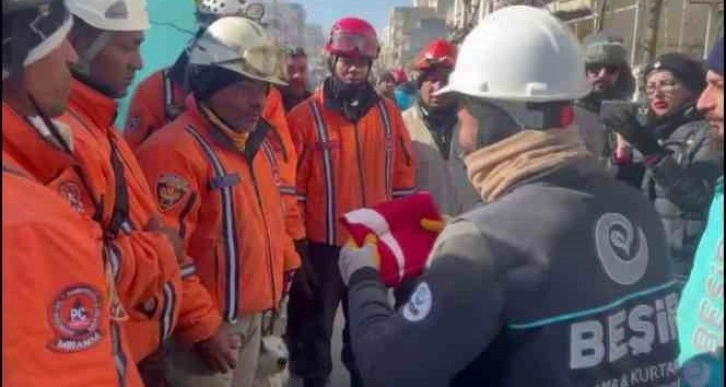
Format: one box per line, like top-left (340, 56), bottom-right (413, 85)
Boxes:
top-left (586, 64), bottom-right (621, 75)
top-left (645, 80), bottom-right (682, 95)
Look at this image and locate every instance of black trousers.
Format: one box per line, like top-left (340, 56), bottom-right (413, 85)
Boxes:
top-left (286, 242), bottom-right (363, 387)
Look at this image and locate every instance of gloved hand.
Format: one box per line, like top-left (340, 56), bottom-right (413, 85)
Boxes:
top-left (601, 102), bottom-right (664, 158)
top-left (420, 214), bottom-right (452, 234)
top-left (291, 239), bottom-right (318, 300)
top-left (339, 234), bottom-right (380, 287)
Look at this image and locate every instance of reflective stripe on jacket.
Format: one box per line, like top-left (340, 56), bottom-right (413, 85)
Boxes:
top-left (288, 87), bottom-right (417, 246)
top-left (2, 153), bottom-right (142, 386)
top-left (126, 70), bottom-right (305, 246)
top-left (136, 96), bottom-right (299, 331)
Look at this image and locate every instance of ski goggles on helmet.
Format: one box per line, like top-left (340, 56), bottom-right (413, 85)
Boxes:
top-left (328, 32), bottom-right (379, 58)
top-left (218, 44), bottom-right (288, 82)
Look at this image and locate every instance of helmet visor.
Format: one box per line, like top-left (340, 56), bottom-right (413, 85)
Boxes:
top-left (218, 44), bottom-right (287, 83)
top-left (329, 32), bottom-right (378, 58)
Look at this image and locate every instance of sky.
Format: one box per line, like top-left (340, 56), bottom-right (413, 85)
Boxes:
top-left (298, 0), bottom-right (414, 32)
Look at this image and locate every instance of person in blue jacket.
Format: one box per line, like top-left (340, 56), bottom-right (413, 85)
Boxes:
top-left (677, 37), bottom-right (724, 387)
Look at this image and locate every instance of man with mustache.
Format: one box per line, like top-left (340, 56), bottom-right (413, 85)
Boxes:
top-left (125, 1), bottom-right (310, 305)
top-left (286, 16), bottom-right (416, 387)
top-left (135, 17), bottom-right (300, 387)
top-left (280, 47), bottom-right (312, 113)
top-left (402, 38), bottom-right (479, 218)
top-left (574, 30), bottom-right (637, 168)
top-left (677, 37), bottom-right (724, 386)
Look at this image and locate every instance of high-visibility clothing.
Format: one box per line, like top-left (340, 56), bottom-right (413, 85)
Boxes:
top-left (3, 100), bottom-right (174, 318)
top-left (124, 69), bottom-right (186, 152)
top-left (61, 80), bottom-right (220, 356)
top-left (2, 154), bottom-right (143, 387)
top-left (287, 87), bottom-right (417, 246)
top-left (261, 87), bottom-right (305, 241)
top-left (136, 95), bottom-right (300, 327)
top-left (125, 69), bottom-right (305, 244)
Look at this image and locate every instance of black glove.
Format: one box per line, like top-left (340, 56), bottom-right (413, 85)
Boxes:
top-left (291, 239), bottom-right (318, 300)
top-left (601, 101), bottom-right (665, 158)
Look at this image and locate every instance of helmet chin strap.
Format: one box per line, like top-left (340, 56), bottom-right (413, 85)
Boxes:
top-left (73, 31), bottom-right (111, 77)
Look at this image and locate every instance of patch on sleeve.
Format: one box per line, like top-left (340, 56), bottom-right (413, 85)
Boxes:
top-left (156, 174), bottom-right (190, 212)
top-left (402, 282), bottom-right (433, 322)
top-left (48, 284), bottom-right (104, 353)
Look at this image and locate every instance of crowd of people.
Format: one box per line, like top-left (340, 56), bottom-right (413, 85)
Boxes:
top-left (2, 0), bottom-right (723, 387)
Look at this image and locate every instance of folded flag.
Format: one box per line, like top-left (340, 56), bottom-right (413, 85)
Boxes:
top-left (340, 191), bottom-right (444, 287)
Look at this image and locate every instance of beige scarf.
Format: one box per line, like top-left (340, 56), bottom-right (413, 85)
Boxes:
top-left (465, 127), bottom-right (591, 203)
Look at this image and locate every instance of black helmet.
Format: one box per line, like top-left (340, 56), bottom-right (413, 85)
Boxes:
top-left (2, 0), bottom-right (72, 80)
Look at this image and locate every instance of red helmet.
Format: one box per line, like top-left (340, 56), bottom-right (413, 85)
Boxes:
top-left (414, 38), bottom-right (457, 71)
top-left (390, 67), bottom-right (409, 85)
top-left (325, 17), bottom-right (379, 59)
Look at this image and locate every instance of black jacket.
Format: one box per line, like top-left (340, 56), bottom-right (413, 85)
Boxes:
top-left (347, 158), bottom-right (679, 387)
top-left (615, 118), bottom-right (723, 279)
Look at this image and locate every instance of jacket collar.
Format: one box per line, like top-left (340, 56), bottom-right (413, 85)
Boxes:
top-left (184, 95), bottom-right (269, 161)
top-left (2, 102), bottom-right (77, 184)
top-left (67, 78), bottom-right (118, 130)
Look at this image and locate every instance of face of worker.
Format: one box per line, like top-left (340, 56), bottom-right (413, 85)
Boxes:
top-left (23, 39), bottom-right (78, 117)
top-left (697, 70), bottom-right (724, 146)
top-left (377, 78), bottom-right (395, 97)
top-left (420, 66), bottom-right (455, 111)
top-left (334, 56), bottom-right (370, 85)
top-left (586, 63), bottom-right (621, 95)
top-left (646, 70), bottom-right (695, 118)
top-left (84, 31), bottom-right (144, 98)
top-left (457, 97), bottom-right (521, 154)
top-left (286, 55), bottom-right (308, 93)
top-left (209, 78), bottom-right (269, 133)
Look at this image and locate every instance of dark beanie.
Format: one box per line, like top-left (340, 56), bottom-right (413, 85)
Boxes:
top-left (189, 65), bottom-right (248, 101)
top-left (644, 53), bottom-right (707, 94)
top-left (583, 30), bottom-right (628, 65)
top-left (706, 37), bottom-right (724, 76)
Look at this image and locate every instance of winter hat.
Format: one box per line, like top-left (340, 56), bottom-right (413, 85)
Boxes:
top-left (340, 192), bottom-right (443, 288)
top-left (582, 30), bottom-right (628, 66)
top-left (644, 53), bottom-right (707, 94)
top-left (706, 37), bottom-right (724, 76)
top-left (2, 0), bottom-right (73, 80)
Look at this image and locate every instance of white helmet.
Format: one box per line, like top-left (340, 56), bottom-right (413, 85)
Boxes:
top-left (188, 16), bottom-right (286, 86)
top-left (195, 0), bottom-right (265, 28)
top-left (439, 6), bottom-right (589, 102)
top-left (67, 0), bottom-right (150, 32)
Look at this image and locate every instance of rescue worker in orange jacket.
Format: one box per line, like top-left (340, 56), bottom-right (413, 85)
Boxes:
top-left (285, 17), bottom-right (417, 387)
top-left (124, 2), bottom-right (307, 247)
top-left (2, 1), bottom-right (142, 385)
top-left (135, 17), bottom-right (300, 387)
top-left (124, 0), bottom-right (311, 299)
top-left (57, 1), bottom-right (216, 375)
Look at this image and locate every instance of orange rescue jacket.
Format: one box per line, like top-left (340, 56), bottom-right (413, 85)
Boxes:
top-left (136, 95), bottom-right (300, 326)
top-left (287, 86), bottom-right (417, 246)
top-left (125, 70), bottom-right (305, 242)
top-left (60, 80), bottom-right (220, 355)
top-left (2, 154), bottom-right (143, 386)
top-left (3, 101), bottom-right (173, 320)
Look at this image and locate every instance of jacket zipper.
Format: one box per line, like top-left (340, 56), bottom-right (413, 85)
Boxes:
top-left (246, 160), bottom-right (278, 312)
top-left (352, 123), bottom-right (367, 206)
